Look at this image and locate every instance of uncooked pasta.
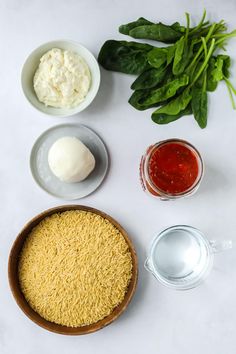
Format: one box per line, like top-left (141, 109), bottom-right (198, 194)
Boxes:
top-left (18, 210), bottom-right (133, 327)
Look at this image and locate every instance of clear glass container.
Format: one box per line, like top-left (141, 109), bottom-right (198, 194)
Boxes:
top-left (145, 225), bottom-right (232, 290)
top-left (139, 139), bottom-right (204, 200)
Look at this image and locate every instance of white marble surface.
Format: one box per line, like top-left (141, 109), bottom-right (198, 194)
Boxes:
top-left (1, 0), bottom-right (236, 353)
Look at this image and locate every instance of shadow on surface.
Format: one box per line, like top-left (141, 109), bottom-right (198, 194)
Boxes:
top-left (81, 67), bottom-right (114, 118)
top-left (197, 162), bottom-right (227, 197)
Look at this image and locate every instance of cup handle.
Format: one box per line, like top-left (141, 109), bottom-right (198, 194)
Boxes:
top-left (210, 240), bottom-right (233, 254)
top-left (144, 258), bottom-right (155, 275)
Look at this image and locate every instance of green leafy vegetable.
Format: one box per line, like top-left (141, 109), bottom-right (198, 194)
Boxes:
top-left (118, 10), bottom-right (212, 44)
top-left (173, 36), bottom-right (193, 75)
top-left (130, 74), bottom-right (189, 110)
top-left (172, 13), bottom-right (192, 75)
top-left (119, 17), bottom-right (153, 35)
top-left (98, 40), bottom-right (153, 75)
top-left (166, 45), bottom-right (176, 65)
top-left (147, 46), bottom-right (176, 69)
top-left (220, 55), bottom-right (231, 78)
top-left (151, 88), bottom-right (192, 120)
top-left (131, 66), bottom-right (167, 90)
top-left (171, 22), bottom-right (186, 34)
top-left (206, 57), bottom-right (218, 91)
top-left (98, 10), bottom-right (236, 128)
top-left (211, 55), bottom-right (230, 81)
top-left (128, 23), bottom-right (183, 43)
top-left (152, 104), bottom-right (192, 124)
top-left (128, 89), bottom-right (159, 111)
top-left (147, 47), bottom-right (168, 68)
top-left (224, 76), bottom-right (236, 109)
top-left (144, 75), bottom-right (189, 105)
top-left (206, 55), bottom-right (230, 92)
top-left (192, 74), bottom-right (208, 128)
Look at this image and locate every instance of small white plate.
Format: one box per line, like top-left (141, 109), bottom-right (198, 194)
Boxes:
top-left (30, 124), bottom-right (108, 199)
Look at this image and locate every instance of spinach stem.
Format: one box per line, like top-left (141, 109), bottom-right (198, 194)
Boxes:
top-left (185, 12), bottom-right (190, 38)
top-left (191, 21), bottom-right (226, 39)
top-left (213, 28), bottom-right (235, 38)
top-left (201, 37), bottom-right (207, 58)
top-left (201, 21), bottom-right (210, 27)
top-left (224, 76), bottom-right (236, 95)
top-left (215, 30), bottom-right (236, 46)
top-left (189, 9), bottom-right (206, 35)
top-left (187, 23), bottom-right (216, 72)
top-left (203, 70), bottom-right (207, 91)
top-left (225, 81), bottom-right (236, 109)
top-left (191, 38), bottom-right (215, 86)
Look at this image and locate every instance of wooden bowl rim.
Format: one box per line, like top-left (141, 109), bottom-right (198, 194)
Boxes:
top-left (8, 205), bottom-right (138, 335)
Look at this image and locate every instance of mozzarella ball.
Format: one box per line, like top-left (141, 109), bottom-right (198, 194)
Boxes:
top-left (48, 137), bottom-right (95, 183)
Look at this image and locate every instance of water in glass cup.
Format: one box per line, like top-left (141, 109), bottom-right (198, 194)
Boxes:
top-left (145, 225), bottom-right (232, 290)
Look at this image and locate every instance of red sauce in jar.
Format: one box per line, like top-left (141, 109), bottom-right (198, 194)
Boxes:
top-left (148, 142), bottom-right (199, 195)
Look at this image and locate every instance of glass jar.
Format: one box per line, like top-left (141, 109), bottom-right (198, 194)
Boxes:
top-left (139, 139), bottom-right (204, 200)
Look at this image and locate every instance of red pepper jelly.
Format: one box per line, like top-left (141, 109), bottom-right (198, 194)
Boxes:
top-left (140, 139), bottom-right (203, 200)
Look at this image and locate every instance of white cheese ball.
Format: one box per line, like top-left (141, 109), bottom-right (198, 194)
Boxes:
top-left (48, 137), bottom-right (95, 183)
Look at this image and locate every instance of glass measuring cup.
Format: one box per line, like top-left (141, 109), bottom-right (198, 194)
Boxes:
top-left (144, 225), bottom-right (232, 290)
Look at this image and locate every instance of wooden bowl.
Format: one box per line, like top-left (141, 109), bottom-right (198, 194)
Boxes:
top-left (8, 205), bottom-right (138, 335)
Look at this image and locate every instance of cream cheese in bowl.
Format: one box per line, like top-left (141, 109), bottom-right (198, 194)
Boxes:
top-left (34, 48), bottom-right (91, 108)
top-left (21, 40), bottom-right (100, 117)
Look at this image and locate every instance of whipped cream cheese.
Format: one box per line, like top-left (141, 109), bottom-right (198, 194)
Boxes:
top-left (33, 48), bottom-right (91, 108)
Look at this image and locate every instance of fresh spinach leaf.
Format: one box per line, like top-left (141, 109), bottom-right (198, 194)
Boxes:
top-left (151, 88), bottom-right (192, 121)
top-left (131, 66), bottom-right (167, 90)
top-left (147, 45), bottom-right (176, 68)
top-left (141, 74), bottom-right (189, 106)
top-left (212, 55), bottom-right (230, 81)
top-left (152, 104), bottom-right (192, 124)
top-left (171, 22), bottom-right (186, 33)
top-left (129, 23), bottom-right (182, 43)
top-left (119, 17), bottom-right (153, 35)
top-left (147, 47), bottom-right (168, 68)
top-left (220, 55), bottom-right (230, 78)
top-left (211, 56), bottom-right (225, 81)
top-left (206, 57), bottom-right (218, 91)
top-left (192, 60), bottom-right (204, 88)
top-left (166, 45), bottom-right (176, 65)
top-left (98, 40), bottom-right (153, 74)
top-left (206, 55), bottom-right (230, 91)
top-left (129, 89), bottom-right (159, 110)
top-left (118, 40), bottom-right (153, 51)
top-left (129, 74), bottom-right (189, 110)
top-left (191, 80), bottom-right (208, 128)
top-left (172, 17), bottom-right (193, 76)
top-left (173, 36), bottom-right (185, 74)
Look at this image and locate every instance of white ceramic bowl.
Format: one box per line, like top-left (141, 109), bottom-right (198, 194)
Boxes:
top-left (21, 40), bottom-right (100, 117)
